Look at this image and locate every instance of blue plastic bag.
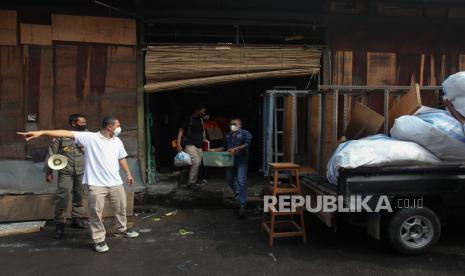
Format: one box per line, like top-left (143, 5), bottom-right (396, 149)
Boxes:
top-left (174, 151), bottom-right (192, 166)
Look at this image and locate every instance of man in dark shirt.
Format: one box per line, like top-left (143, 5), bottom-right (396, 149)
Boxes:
top-left (176, 106), bottom-right (208, 191)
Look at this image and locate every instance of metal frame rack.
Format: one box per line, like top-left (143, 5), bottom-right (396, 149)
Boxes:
top-left (262, 85), bottom-right (443, 176)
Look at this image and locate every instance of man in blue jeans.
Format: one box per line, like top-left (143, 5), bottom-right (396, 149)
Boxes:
top-left (212, 118), bottom-right (252, 219)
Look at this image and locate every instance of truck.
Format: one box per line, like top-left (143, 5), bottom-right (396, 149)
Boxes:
top-left (301, 164), bottom-right (465, 255)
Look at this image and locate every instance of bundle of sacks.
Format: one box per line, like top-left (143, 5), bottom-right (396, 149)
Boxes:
top-left (327, 72), bottom-right (465, 185)
top-left (391, 106), bottom-right (465, 161)
top-left (327, 134), bottom-right (440, 185)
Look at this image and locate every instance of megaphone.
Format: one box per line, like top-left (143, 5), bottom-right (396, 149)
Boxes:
top-left (47, 154), bottom-right (68, 170)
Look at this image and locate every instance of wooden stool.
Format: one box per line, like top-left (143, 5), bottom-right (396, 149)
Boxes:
top-left (262, 162), bottom-right (307, 246)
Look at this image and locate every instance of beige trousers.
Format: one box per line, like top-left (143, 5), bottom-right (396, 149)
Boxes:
top-left (184, 145), bottom-right (203, 185)
top-left (86, 184), bottom-right (127, 243)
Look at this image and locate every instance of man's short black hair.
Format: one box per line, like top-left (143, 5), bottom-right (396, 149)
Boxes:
top-left (194, 106), bottom-right (207, 112)
top-left (231, 118), bottom-right (242, 123)
top-left (68, 114), bottom-right (85, 126)
top-left (102, 116), bottom-right (118, 128)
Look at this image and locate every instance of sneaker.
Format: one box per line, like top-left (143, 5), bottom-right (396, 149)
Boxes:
top-left (94, 242), bottom-right (109, 253)
top-left (115, 229), bottom-right (140, 238)
top-left (196, 179), bottom-right (208, 186)
top-left (187, 183), bottom-right (201, 192)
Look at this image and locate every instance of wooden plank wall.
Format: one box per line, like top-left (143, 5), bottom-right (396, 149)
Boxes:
top-left (54, 45), bottom-right (138, 157)
top-left (23, 45), bottom-right (54, 158)
top-left (328, 17), bottom-right (465, 109)
top-left (0, 11), bottom-right (138, 160)
top-left (331, 50), bottom-right (465, 113)
top-left (0, 47), bottom-right (24, 159)
top-left (321, 51), bottom-right (353, 172)
top-left (0, 10), bottom-right (17, 46)
top-left (366, 52), bottom-right (397, 114)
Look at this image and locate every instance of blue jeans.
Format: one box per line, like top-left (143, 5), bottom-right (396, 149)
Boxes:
top-left (226, 161), bottom-right (248, 207)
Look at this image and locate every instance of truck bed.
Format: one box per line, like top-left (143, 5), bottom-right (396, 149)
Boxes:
top-left (301, 164), bottom-right (465, 228)
top-left (337, 164), bottom-right (465, 197)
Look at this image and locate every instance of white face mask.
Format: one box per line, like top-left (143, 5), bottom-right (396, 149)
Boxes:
top-left (230, 125), bottom-right (239, 132)
top-left (113, 127), bottom-right (122, 137)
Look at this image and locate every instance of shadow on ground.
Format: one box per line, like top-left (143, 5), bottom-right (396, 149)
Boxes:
top-left (1, 206), bottom-right (465, 276)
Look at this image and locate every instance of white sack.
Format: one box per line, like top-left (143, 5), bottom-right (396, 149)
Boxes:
top-left (442, 71), bottom-right (465, 117)
top-left (391, 108), bottom-right (465, 161)
top-left (327, 134), bottom-right (440, 185)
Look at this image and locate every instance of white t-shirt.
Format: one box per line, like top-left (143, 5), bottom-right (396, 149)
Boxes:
top-left (73, 131), bottom-right (128, 187)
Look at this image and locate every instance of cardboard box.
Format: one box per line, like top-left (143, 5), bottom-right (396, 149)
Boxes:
top-left (346, 102), bottom-right (385, 140)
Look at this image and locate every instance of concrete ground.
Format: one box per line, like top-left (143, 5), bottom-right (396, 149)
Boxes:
top-left (142, 170), bottom-right (267, 206)
top-left (1, 205), bottom-right (465, 276)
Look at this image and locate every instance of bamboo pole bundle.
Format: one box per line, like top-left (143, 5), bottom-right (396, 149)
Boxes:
top-left (144, 44), bottom-right (322, 93)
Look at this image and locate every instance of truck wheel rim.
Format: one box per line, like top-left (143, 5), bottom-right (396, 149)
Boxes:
top-left (400, 215), bottom-right (434, 249)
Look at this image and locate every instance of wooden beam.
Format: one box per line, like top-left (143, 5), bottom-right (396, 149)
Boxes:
top-left (309, 95), bottom-right (321, 172)
top-left (51, 14), bottom-right (136, 45)
top-left (283, 95), bottom-right (294, 162)
top-left (137, 19), bottom-right (147, 183)
top-left (20, 24), bottom-right (51, 46)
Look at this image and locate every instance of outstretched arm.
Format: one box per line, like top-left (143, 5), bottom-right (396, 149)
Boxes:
top-left (17, 130), bottom-right (75, 141)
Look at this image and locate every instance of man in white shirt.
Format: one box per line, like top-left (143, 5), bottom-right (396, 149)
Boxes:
top-left (18, 116), bottom-right (139, 253)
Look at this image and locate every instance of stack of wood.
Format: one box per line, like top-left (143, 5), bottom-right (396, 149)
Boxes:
top-left (144, 44), bottom-right (322, 93)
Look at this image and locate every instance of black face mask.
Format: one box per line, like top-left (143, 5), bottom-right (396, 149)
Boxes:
top-left (75, 125), bottom-right (87, 131)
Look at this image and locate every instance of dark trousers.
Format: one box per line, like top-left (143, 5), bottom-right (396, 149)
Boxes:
top-left (55, 173), bottom-right (84, 224)
top-left (226, 161), bottom-right (248, 207)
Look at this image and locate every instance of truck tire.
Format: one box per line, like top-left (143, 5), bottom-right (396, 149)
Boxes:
top-left (387, 207), bottom-right (441, 255)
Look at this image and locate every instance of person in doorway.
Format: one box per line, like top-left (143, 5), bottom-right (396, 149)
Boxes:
top-left (211, 118), bottom-right (252, 219)
top-left (19, 116), bottom-right (139, 253)
top-left (44, 114), bottom-right (88, 239)
top-left (176, 106), bottom-right (209, 191)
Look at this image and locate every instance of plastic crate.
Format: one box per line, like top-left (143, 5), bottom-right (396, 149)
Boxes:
top-left (202, 152), bottom-right (234, 167)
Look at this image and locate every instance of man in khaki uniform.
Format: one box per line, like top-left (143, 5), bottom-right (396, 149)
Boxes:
top-left (44, 114), bottom-right (88, 239)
